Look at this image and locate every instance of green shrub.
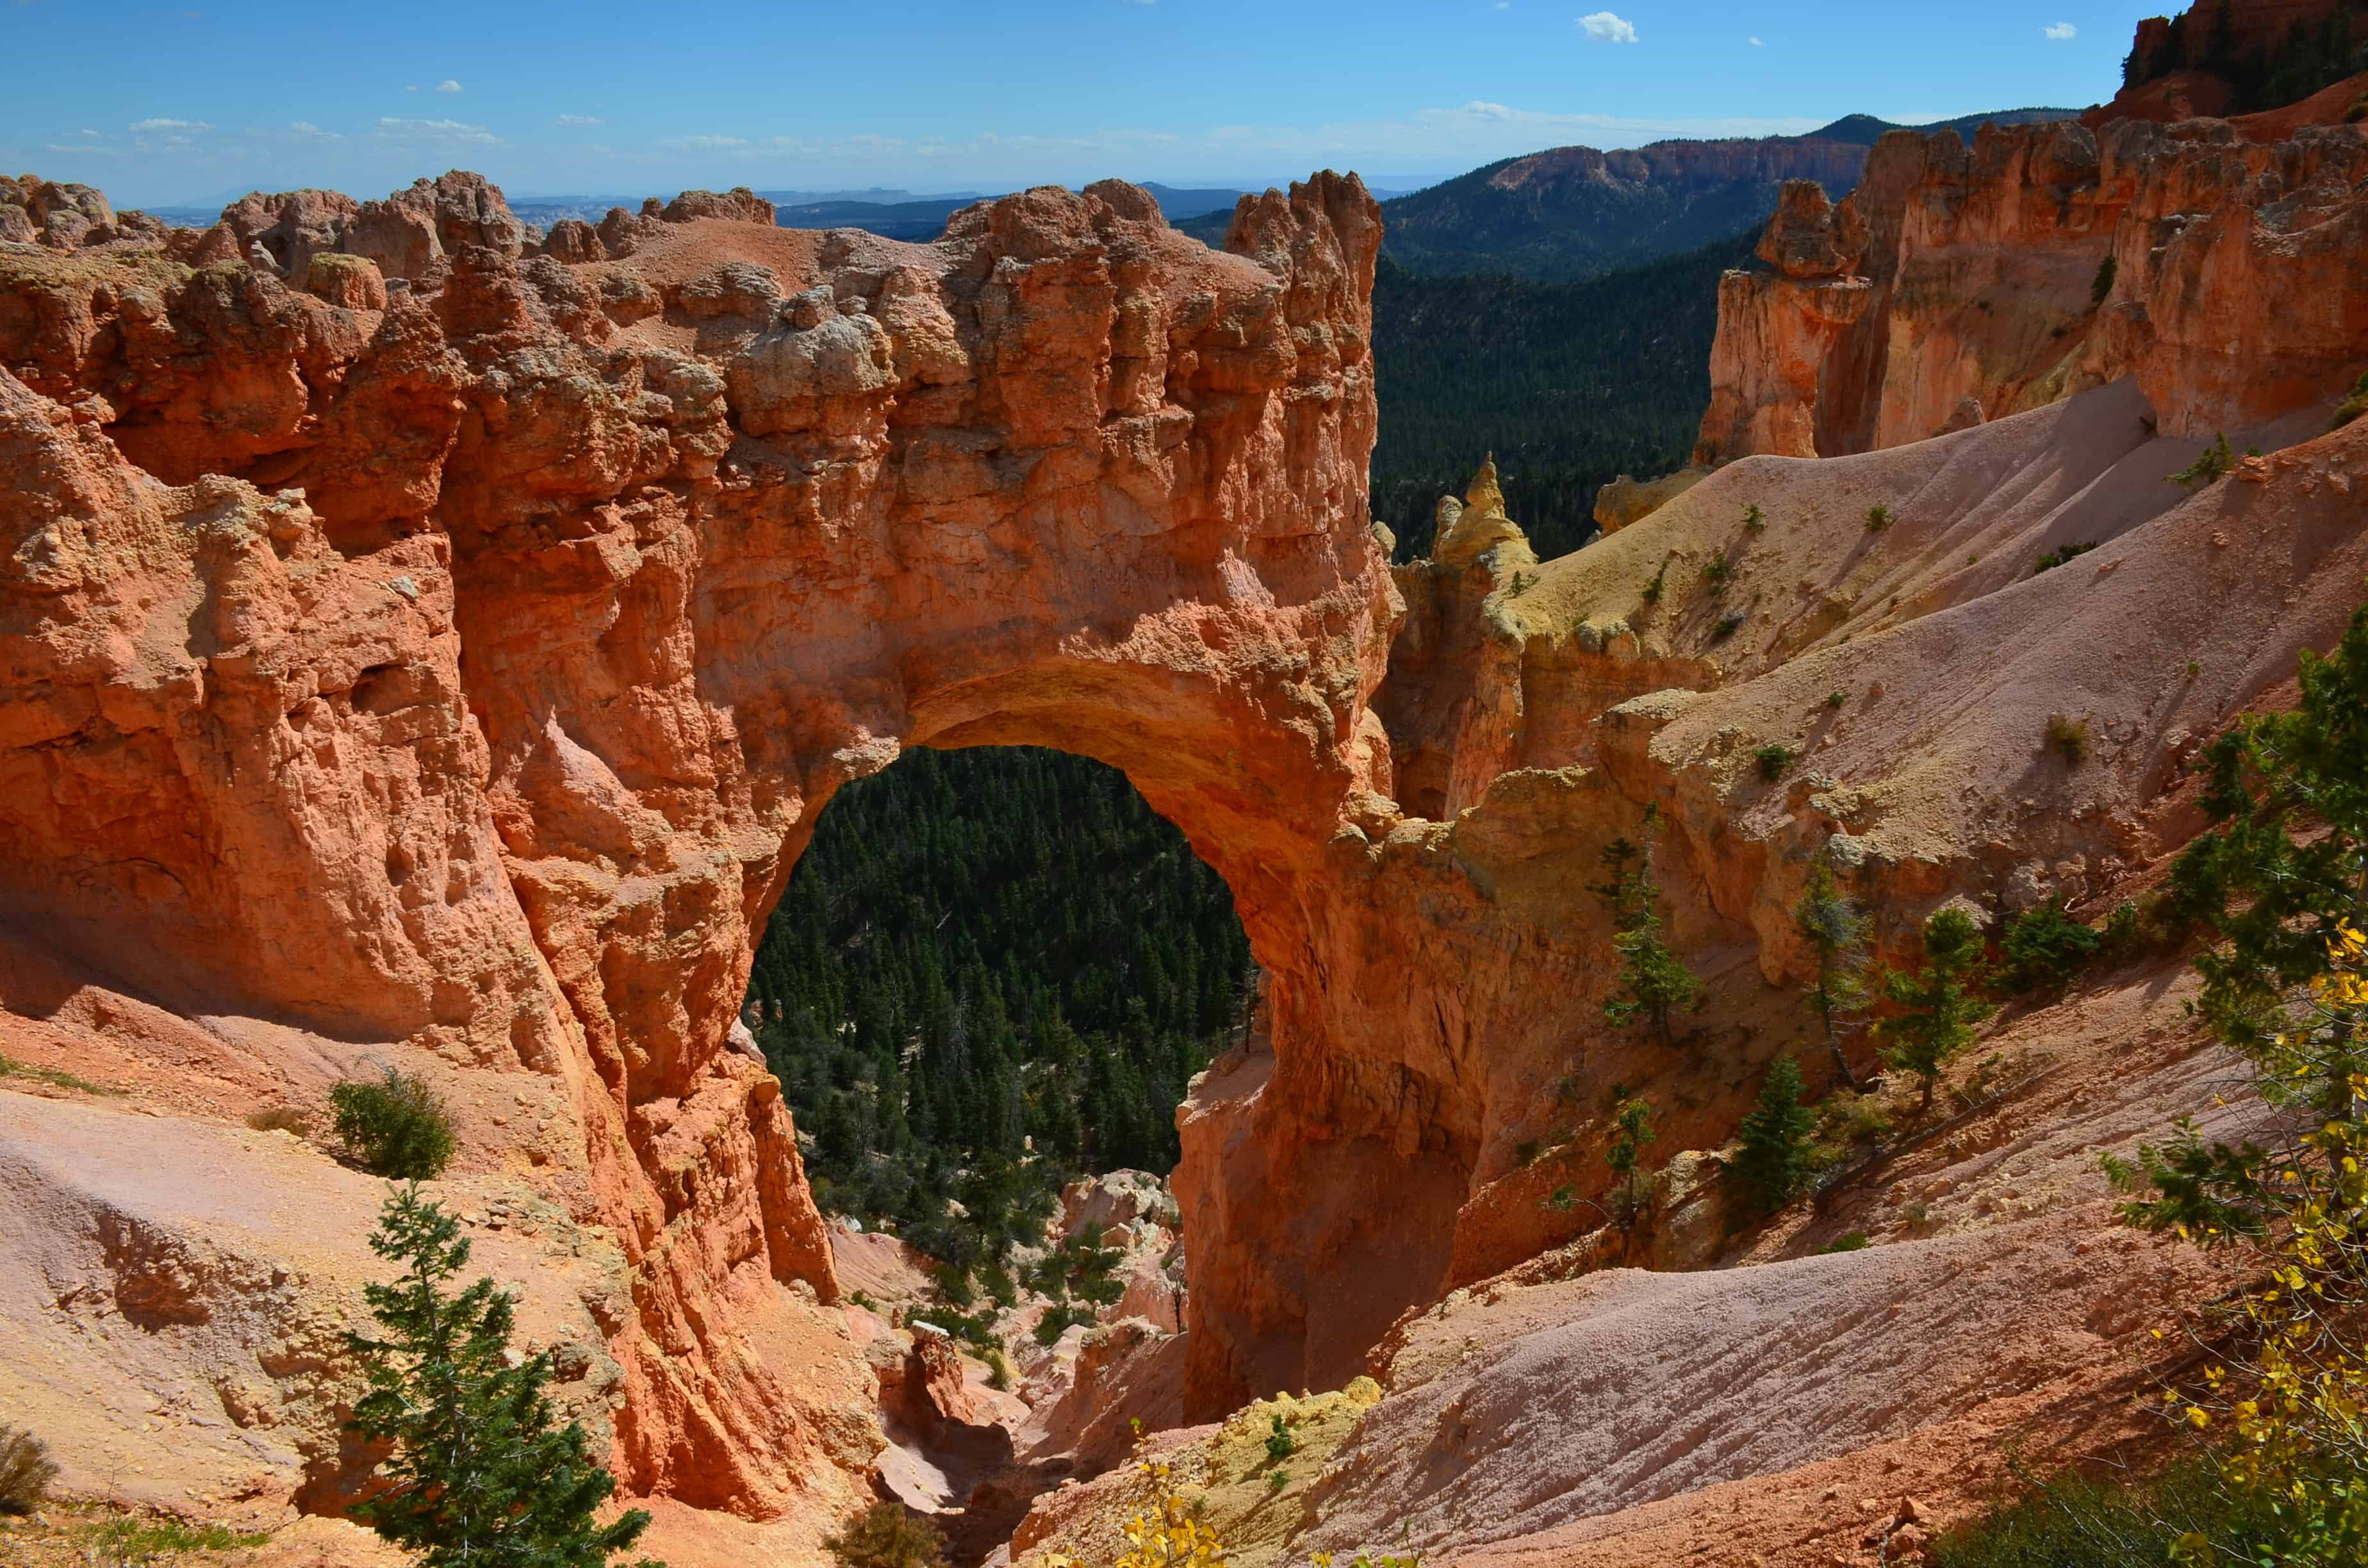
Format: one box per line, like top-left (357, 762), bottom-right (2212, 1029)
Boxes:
top-left (2031, 541), bottom-right (2098, 575)
top-left (2044, 714), bottom-right (2091, 767)
top-left (1602, 1092), bottom-right (1659, 1223)
top-left (2333, 370), bottom-right (2368, 431)
top-left (1814, 1089), bottom-right (1893, 1148)
top-left (2167, 432), bottom-right (2235, 489)
top-left (1640, 557), bottom-right (1670, 605)
top-left (1597, 831), bottom-right (1706, 1050)
top-left (1825, 690), bottom-right (1847, 709)
top-left (1754, 742), bottom-right (1795, 782)
top-left (0, 1054), bottom-right (118, 1095)
top-left (1997, 899), bottom-right (2103, 995)
top-left (1726, 1056), bottom-right (1817, 1220)
top-left (985, 1348), bottom-right (1012, 1391)
top-left (1033, 1303), bottom-right (1097, 1346)
top-left (1866, 504), bottom-right (1893, 532)
top-left (1877, 908), bottom-right (1994, 1111)
top-left (1265, 1413), bottom-right (1298, 1466)
top-left (1701, 557), bottom-right (1733, 592)
top-left (0, 1423), bottom-right (58, 1515)
top-left (330, 1067), bottom-right (456, 1180)
top-left (824, 1502), bottom-right (946, 1568)
top-left (1817, 1231), bottom-right (1870, 1254)
top-left (1713, 611), bottom-right (1746, 640)
top-left (2089, 253), bottom-right (2117, 307)
top-left (1741, 502), bottom-right (1766, 531)
top-left (78, 1517), bottom-right (272, 1555)
top-left (1928, 1455), bottom-right (2254, 1567)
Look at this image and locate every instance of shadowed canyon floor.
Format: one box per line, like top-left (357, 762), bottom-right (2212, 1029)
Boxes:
top-left (3, 76), bottom-right (2368, 1568)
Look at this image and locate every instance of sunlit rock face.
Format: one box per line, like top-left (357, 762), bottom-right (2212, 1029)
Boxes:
top-left (12, 92), bottom-right (2368, 1544)
top-left (1697, 115), bottom-right (2368, 462)
top-left (0, 163), bottom-right (1420, 1485)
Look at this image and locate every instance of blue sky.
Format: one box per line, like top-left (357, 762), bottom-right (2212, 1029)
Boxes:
top-left (6, 2), bottom-right (2148, 208)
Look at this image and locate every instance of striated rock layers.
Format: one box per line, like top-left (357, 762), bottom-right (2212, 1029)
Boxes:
top-left (1696, 114), bottom-right (2368, 462)
top-left (0, 166), bottom-right (1395, 1506)
top-left (10, 130), bottom-right (2368, 1556)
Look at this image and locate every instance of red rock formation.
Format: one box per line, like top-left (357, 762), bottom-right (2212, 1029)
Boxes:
top-left (1692, 181), bottom-right (1876, 462)
top-left (2127, 1), bottom-right (2355, 85)
top-left (10, 117), bottom-right (2368, 1554)
top-left (1697, 116), bottom-right (2368, 461)
top-left (0, 164), bottom-right (1397, 1496)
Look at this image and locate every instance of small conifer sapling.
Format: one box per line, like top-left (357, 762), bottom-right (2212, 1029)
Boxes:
top-left (347, 1182), bottom-right (661, 1568)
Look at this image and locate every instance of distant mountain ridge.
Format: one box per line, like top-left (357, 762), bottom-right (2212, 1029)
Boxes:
top-left (1805, 107), bottom-right (2086, 145)
top-left (506, 183), bottom-right (1285, 241)
top-left (1287, 106), bottom-right (2078, 282)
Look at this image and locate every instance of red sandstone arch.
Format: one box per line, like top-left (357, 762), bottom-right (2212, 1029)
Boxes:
top-left (0, 168), bottom-right (1518, 1504)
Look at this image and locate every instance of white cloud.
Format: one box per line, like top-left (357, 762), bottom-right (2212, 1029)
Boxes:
top-left (2044, 22), bottom-right (2076, 39)
top-left (1578, 10), bottom-right (1636, 43)
top-left (660, 133), bottom-right (752, 151)
top-left (551, 113), bottom-right (606, 126)
top-left (78, 127), bottom-right (99, 136)
top-left (284, 120), bottom-right (341, 140)
top-left (376, 116), bottom-right (503, 145)
top-left (436, 79), bottom-right (463, 93)
top-left (1749, 36), bottom-right (1764, 47)
top-left (1495, 2), bottom-right (1509, 8)
top-left (128, 117), bottom-right (211, 133)
top-left (404, 83), bottom-right (419, 92)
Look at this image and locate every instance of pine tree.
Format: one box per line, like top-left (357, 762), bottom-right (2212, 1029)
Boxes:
top-left (1604, 1092), bottom-right (1657, 1220)
top-left (347, 1184), bottom-right (659, 1568)
top-left (1793, 858), bottom-right (1869, 1090)
top-left (1597, 822), bottom-right (1706, 1049)
top-left (1875, 908), bottom-right (1994, 1113)
top-left (1727, 1055), bottom-right (1817, 1219)
top-left (2098, 601), bottom-right (2368, 1563)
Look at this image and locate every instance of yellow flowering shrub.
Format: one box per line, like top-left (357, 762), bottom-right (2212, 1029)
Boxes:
top-left (2142, 934), bottom-right (2368, 1564)
top-left (2102, 607), bottom-right (2368, 1567)
top-left (1037, 1448), bottom-right (1225, 1568)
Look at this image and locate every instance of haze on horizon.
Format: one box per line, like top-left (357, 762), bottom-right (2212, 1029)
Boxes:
top-left (6, 0), bottom-right (2142, 209)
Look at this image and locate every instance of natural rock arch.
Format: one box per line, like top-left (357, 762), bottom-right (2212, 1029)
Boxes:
top-left (0, 168), bottom-right (1528, 1503)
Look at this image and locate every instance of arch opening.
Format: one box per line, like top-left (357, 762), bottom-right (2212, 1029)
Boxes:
top-left (744, 742), bottom-right (1256, 1291)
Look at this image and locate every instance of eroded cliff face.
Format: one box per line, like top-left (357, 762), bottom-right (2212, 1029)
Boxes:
top-left (1696, 115), bottom-right (2368, 461)
top-left (0, 167), bottom-right (1396, 1515)
top-left (10, 114), bottom-right (2368, 1562)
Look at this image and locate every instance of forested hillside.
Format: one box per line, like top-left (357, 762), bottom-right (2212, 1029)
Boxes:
top-left (1369, 229), bottom-right (1754, 560)
top-left (745, 746), bottom-right (1252, 1284)
top-left (2122, 1), bottom-right (2367, 112)
top-left (1170, 110), bottom-right (2069, 279)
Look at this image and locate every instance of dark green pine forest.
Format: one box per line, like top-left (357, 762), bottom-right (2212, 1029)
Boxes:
top-left (745, 746), bottom-right (1253, 1290)
top-left (1367, 227), bottom-right (1753, 562)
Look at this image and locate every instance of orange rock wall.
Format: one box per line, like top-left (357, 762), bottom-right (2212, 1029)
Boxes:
top-left (13, 118), bottom-right (2368, 1523)
top-left (1696, 117), bottom-right (2368, 462)
top-left (0, 170), bottom-right (1406, 1496)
